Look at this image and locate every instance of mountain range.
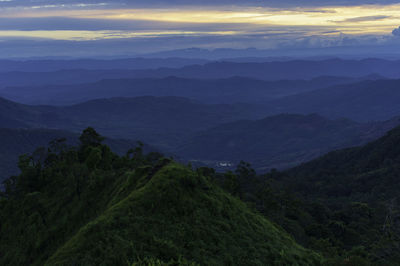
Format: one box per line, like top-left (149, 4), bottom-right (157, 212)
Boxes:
top-left (0, 59), bottom-right (398, 90)
top-left (3, 56), bottom-right (400, 265)
top-left (267, 79), bottom-right (400, 121)
top-left (0, 76), bottom-right (367, 105)
top-left (1, 94), bottom-right (400, 178)
top-left (0, 58), bottom-right (208, 72)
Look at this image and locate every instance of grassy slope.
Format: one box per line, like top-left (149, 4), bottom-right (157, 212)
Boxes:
top-left (45, 163), bottom-right (321, 265)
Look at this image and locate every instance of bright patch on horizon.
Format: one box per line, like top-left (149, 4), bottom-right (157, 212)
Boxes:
top-left (0, 4), bottom-right (400, 40)
top-left (0, 30), bottom-right (239, 40)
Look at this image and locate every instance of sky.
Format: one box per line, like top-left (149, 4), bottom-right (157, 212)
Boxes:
top-left (0, 0), bottom-right (400, 58)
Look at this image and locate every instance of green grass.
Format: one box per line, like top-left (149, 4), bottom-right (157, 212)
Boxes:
top-left (46, 163), bottom-right (322, 265)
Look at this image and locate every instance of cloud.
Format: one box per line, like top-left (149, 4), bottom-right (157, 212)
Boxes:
top-left (0, 17), bottom-right (179, 31)
top-left (335, 15), bottom-right (392, 23)
top-left (0, 29), bottom-right (398, 59)
top-left (0, 1), bottom-right (399, 58)
top-left (393, 26), bottom-right (400, 36)
top-left (2, 0), bottom-right (400, 9)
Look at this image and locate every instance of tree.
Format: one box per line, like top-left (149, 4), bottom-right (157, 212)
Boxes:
top-left (79, 127), bottom-right (104, 148)
top-left (235, 161), bottom-right (256, 180)
top-left (85, 147), bottom-right (102, 170)
top-left (223, 171), bottom-right (240, 196)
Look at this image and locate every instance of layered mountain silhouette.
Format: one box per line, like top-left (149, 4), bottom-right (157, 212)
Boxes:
top-left (0, 76), bottom-right (365, 105)
top-left (176, 114), bottom-right (400, 170)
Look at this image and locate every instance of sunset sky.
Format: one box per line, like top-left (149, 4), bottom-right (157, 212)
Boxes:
top-left (1, 0), bottom-right (400, 58)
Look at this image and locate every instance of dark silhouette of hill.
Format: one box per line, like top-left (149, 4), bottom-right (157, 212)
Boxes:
top-left (0, 58), bottom-right (208, 72)
top-left (268, 79), bottom-right (400, 121)
top-left (0, 96), bottom-right (266, 149)
top-left (58, 96), bottom-right (265, 148)
top-left (213, 124), bottom-right (400, 264)
top-left (263, 125), bottom-right (400, 262)
top-left (0, 76), bottom-right (366, 105)
top-left (176, 114), bottom-right (400, 171)
top-left (286, 124), bottom-right (400, 201)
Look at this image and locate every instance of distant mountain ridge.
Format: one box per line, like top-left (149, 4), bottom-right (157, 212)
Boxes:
top-left (1, 95), bottom-right (400, 173)
top-left (268, 79), bottom-right (400, 121)
top-left (0, 96), bottom-right (266, 149)
top-left (0, 58), bottom-right (398, 90)
top-left (0, 75), bottom-right (367, 105)
top-left (0, 58), bottom-right (209, 72)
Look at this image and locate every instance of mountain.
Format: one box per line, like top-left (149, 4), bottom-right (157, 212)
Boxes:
top-left (0, 96), bottom-right (266, 149)
top-left (0, 128), bottom-right (157, 182)
top-left (268, 79), bottom-right (400, 121)
top-left (0, 132), bottom-right (322, 265)
top-left (0, 76), bottom-right (366, 105)
top-left (0, 97), bottom-right (70, 129)
top-left (0, 59), bottom-right (397, 89)
top-left (206, 124), bottom-right (400, 264)
top-left (0, 58), bottom-right (208, 72)
top-left (175, 114), bottom-right (400, 171)
top-left (286, 124), bottom-right (400, 202)
top-left (58, 97), bottom-right (267, 148)
top-left (142, 47), bottom-right (267, 59)
top-left (0, 69), bottom-right (140, 88)
top-left (141, 48), bottom-right (400, 61)
top-left (148, 59), bottom-right (400, 80)
top-left (272, 125), bottom-right (400, 263)
top-left (2, 96), bottom-right (400, 171)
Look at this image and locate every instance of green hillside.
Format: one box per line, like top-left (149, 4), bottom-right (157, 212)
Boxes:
top-left (287, 125), bottom-right (400, 202)
top-left (0, 128), bottom-right (322, 265)
top-left (226, 126), bottom-right (400, 264)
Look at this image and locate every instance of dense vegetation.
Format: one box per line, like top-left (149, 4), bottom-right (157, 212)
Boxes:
top-left (0, 128), bottom-right (156, 183)
top-left (3, 125), bottom-right (400, 265)
top-left (205, 126), bottom-right (400, 265)
top-left (0, 128), bottom-right (322, 265)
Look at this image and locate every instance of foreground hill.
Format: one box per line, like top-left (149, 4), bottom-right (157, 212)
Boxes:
top-left (210, 125), bottom-right (400, 264)
top-left (176, 114), bottom-right (400, 171)
top-left (271, 125), bottom-right (400, 263)
top-left (286, 123), bottom-right (400, 203)
top-left (0, 129), bottom-right (322, 265)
